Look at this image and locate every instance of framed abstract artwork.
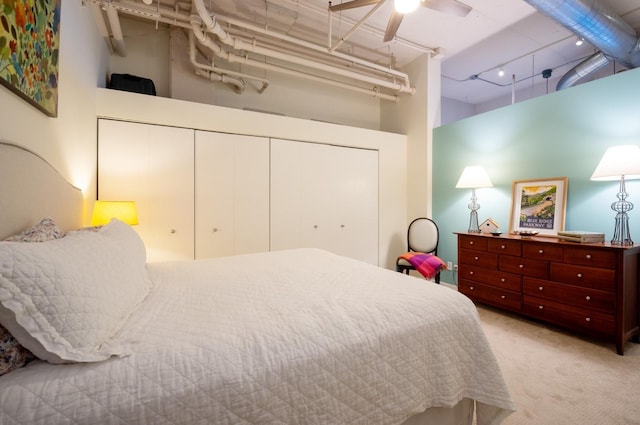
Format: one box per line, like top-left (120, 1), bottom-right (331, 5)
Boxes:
top-left (509, 177), bottom-right (568, 236)
top-left (0, 0), bottom-right (61, 117)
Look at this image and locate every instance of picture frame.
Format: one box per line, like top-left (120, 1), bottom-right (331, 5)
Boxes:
top-left (509, 177), bottom-right (568, 236)
top-left (0, 0), bottom-right (61, 117)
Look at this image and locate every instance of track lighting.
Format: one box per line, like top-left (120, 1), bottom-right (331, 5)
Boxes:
top-left (576, 37), bottom-right (584, 46)
top-left (394, 0), bottom-right (420, 14)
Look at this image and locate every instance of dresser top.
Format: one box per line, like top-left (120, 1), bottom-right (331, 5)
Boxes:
top-left (455, 232), bottom-right (640, 251)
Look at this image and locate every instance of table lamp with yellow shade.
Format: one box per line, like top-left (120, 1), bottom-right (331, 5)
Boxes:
top-left (90, 201), bottom-right (139, 226)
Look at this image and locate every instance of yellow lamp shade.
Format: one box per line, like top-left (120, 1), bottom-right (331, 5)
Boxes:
top-left (91, 201), bottom-right (139, 226)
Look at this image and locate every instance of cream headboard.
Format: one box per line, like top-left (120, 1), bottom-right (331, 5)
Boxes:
top-left (0, 141), bottom-right (83, 239)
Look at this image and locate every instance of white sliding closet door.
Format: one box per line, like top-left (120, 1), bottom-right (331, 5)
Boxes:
top-left (98, 119), bottom-right (195, 262)
top-left (195, 131), bottom-right (270, 258)
top-left (270, 139), bottom-right (379, 265)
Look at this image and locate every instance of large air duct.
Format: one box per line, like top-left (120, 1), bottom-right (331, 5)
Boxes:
top-left (524, 0), bottom-right (640, 89)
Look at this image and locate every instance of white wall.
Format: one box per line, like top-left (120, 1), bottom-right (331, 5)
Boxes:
top-left (0, 0), bottom-right (108, 224)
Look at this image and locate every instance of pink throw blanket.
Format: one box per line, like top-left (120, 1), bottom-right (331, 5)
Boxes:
top-left (399, 252), bottom-right (446, 279)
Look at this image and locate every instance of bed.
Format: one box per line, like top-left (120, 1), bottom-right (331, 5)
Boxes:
top-left (0, 141), bottom-right (515, 424)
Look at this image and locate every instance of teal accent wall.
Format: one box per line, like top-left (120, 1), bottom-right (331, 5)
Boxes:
top-left (433, 68), bottom-right (640, 284)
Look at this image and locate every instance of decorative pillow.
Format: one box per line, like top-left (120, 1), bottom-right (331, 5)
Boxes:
top-left (0, 219), bottom-right (151, 364)
top-left (3, 217), bottom-right (65, 242)
top-left (0, 324), bottom-right (35, 376)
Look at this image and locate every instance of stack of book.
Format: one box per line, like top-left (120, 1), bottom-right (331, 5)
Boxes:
top-left (557, 231), bottom-right (605, 243)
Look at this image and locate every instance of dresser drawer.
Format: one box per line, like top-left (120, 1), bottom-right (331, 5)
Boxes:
top-left (550, 263), bottom-right (615, 291)
top-left (563, 247), bottom-right (616, 269)
top-left (523, 277), bottom-right (615, 314)
top-left (459, 280), bottom-right (522, 311)
top-left (523, 295), bottom-right (615, 337)
top-left (458, 265), bottom-right (521, 292)
top-left (459, 249), bottom-right (498, 268)
top-left (487, 238), bottom-right (521, 256)
top-left (458, 235), bottom-right (488, 252)
top-left (523, 243), bottom-right (563, 261)
top-left (499, 255), bottom-right (549, 278)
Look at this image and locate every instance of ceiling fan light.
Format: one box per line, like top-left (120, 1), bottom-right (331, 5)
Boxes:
top-left (394, 0), bottom-right (420, 14)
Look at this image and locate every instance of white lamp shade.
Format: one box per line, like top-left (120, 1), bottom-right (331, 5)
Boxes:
top-left (591, 145), bottom-right (640, 181)
top-left (455, 166), bottom-right (493, 189)
top-left (91, 201), bottom-right (139, 226)
top-left (394, 0), bottom-right (420, 14)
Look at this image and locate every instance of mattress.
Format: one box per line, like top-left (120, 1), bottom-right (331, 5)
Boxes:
top-left (0, 248), bottom-right (514, 424)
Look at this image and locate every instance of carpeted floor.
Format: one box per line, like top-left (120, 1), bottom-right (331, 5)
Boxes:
top-left (476, 304), bottom-right (640, 425)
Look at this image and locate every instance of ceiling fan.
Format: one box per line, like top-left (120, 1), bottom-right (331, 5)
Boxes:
top-left (329, 0), bottom-right (472, 42)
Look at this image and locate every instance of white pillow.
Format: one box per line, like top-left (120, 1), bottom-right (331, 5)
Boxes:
top-left (0, 219), bottom-right (151, 363)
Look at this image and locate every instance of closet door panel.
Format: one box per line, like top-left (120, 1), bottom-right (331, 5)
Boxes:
top-left (98, 119), bottom-right (195, 262)
top-left (270, 139), bottom-right (378, 264)
top-left (195, 131), bottom-right (269, 258)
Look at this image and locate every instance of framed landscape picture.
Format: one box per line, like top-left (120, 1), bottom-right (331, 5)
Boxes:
top-left (509, 177), bottom-right (568, 236)
top-left (0, 0), bottom-right (61, 117)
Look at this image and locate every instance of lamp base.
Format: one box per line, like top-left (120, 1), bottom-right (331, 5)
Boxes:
top-left (468, 210), bottom-right (481, 233)
top-left (610, 176), bottom-right (634, 245)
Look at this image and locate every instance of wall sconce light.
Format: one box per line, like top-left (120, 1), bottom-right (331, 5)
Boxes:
top-left (456, 166), bottom-right (493, 233)
top-left (394, 0), bottom-right (420, 14)
top-left (591, 145), bottom-right (640, 245)
top-left (91, 200), bottom-right (139, 226)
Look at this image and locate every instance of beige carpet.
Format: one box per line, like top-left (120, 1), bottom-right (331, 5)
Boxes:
top-left (476, 304), bottom-right (640, 425)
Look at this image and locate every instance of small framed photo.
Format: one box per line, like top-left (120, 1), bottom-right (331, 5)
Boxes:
top-left (509, 177), bottom-right (568, 236)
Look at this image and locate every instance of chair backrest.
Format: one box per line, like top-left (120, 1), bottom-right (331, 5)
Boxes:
top-left (407, 217), bottom-right (439, 255)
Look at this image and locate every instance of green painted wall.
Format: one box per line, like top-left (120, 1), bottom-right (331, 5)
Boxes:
top-left (433, 68), bottom-right (640, 284)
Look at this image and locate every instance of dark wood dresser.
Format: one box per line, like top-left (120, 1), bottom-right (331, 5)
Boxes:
top-left (456, 232), bottom-right (640, 354)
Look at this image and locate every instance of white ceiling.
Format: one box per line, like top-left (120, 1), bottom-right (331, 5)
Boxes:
top-left (105, 0), bottom-right (640, 105)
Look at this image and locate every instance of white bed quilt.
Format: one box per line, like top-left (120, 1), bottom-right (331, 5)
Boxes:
top-left (0, 248), bottom-right (514, 424)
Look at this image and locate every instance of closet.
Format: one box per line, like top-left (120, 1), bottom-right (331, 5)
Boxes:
top-left (98, 119), bottom-right (379, 265)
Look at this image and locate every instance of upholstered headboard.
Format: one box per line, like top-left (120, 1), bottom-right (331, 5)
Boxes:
top-left (0, 141), bottom-right (83, 239)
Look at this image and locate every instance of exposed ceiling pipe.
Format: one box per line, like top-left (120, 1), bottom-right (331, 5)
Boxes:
top-left (556, 51), bottom-right (610, 90)
top-left (89, 2), bottom-right (114, 55)
top-left (523, 0), bottom-right (640, 90)
top-left (210, 11), bottom-right (411, 86)
top-left (189, 11), bottom-right (400, 102)
top-left (105, 7), bottom-right (127, 57)
top-left (190, 0), bottom-right (413, 97)
top-left (187, 31), bottom-right (271, 94)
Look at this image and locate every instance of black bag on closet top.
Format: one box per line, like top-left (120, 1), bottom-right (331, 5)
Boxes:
top-left (108, 73), bottom-right (156, 96)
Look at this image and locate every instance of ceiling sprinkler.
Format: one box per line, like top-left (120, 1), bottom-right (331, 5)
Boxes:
top-left (542, 69), bottom-right (552, 79)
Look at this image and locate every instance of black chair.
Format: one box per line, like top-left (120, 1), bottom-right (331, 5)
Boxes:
top-left (395, 217), bottom-right (441, 283)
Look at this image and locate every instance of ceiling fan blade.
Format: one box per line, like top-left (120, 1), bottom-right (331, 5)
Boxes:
top-left (383, 11), bottom-right (404, 42)
top-left (329, 0), bottom-right (382, 12)
top-left (421, 0), bottom-right (472, 17)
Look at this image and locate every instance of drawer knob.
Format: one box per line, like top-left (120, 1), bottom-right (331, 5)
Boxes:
top-left (474, 256), bottom-right (479, 261)
top-left (469, 286), bottom-right (475, 290)
top-left (538, 286), bottom-right (544, 291)
top-left (469, 241), bottom-right (475, 245)
top-left (519, 264), bottom-right (524, 269)
top-left (212, 228), bottom-right (219, 233)
top-left (469, 271), bottom-right (474, 275)
top-left (538, 305), bottom-right (544, 310)
top-left (170, 229), bottom-right (176, 234)
top-left (501, 295), bottom-right (506, 299)
top-left (538, 249), bottom-right (544, 254)
top-left (500, 278), bottom-right (505, 282)
top-left (577, 273), bottom-right (583, 278)
top-left (586, 295), bottom-right (591, 301)
top-left (501, 245), bottom-right (506, 249)
top-left (586, 254), bottom-right (592, 259)
top-left (585, 317), bottom-right (591, 322)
